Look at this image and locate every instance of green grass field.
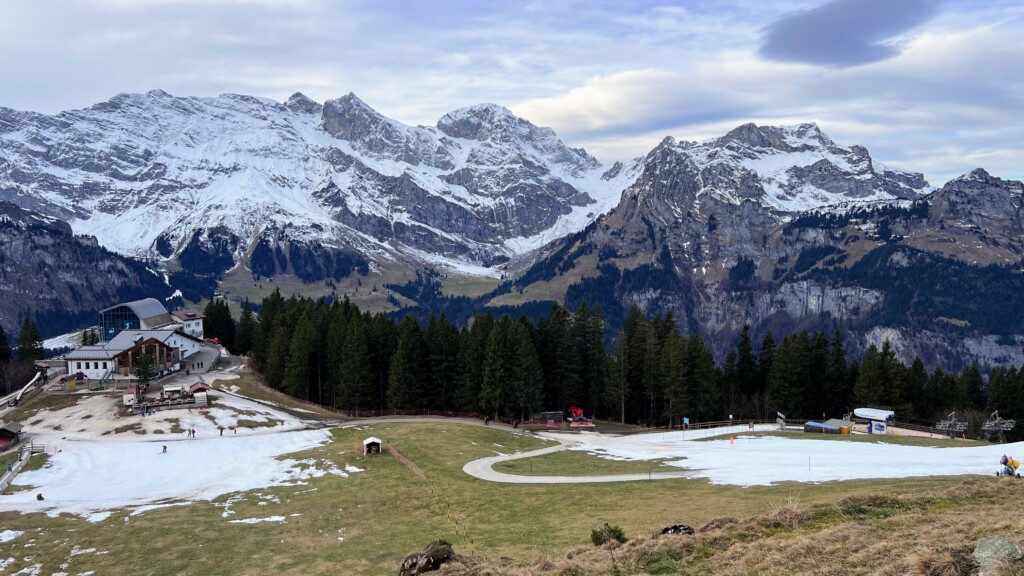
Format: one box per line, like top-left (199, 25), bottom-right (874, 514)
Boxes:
top-left (494, 449), bottom-right (679, 476)
top-left (0, 421), bottom-right (988, 575)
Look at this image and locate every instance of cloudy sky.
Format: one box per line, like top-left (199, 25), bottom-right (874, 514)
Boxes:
top-left (1, 0), bottom-right (1021, 184)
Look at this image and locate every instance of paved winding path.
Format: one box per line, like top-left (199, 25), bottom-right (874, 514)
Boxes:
top-left (461, 434), bottom-right (695, 484)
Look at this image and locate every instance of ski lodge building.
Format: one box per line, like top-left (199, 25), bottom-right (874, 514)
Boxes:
top-left (65, 298), bottom-right (205, 381)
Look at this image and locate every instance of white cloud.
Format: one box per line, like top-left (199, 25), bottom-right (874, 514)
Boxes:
top-left (0, 1), bottom-right (1020, 185)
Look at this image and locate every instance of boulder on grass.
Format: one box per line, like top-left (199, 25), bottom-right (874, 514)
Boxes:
top-left (656, 524), bottom-right (695, 537)
top-left (398, 541), bottom-right (454, 576)
top-left (974, 536), bottom-right (1022, 576)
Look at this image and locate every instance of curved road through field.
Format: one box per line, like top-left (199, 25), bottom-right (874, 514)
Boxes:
top-left (461, 437), bottom-right (695, 484)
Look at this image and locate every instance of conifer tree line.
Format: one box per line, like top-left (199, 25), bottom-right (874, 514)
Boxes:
top-left (0, 317), bottom-right (44, 394)
top-left (201, 290), bottom-right (1024, 438)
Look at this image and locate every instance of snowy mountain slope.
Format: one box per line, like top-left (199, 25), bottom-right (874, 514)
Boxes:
top-left (652, 122), bottom-right (930, 214)
top-left (0, 90), bottom-right (641, 277)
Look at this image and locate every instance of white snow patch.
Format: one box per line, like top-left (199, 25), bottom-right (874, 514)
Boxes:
top-left (0, 427), bottom-right (338, 518)
top-left (0, 530), bottom-right (24, 542)
top-left (85, 512), bottom-right (111, 523)
top-left (130, 502), bottom-right (194, 516)
top-left (229, 516), bottom-right (286, 524)
top-left (566, 430), bottom-right (1024, 486)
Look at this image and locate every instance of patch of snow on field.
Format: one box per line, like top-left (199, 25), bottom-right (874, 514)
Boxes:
top-left (85, 512), bottom-right (110, 523)
top-left (129, 502), bottom-right (194, 516)
top-left (229, 516), bottom-right (285, 524)
top-left (567, 431), bottom-right (1024, 486)
top-left (0, 530), bottom-right (23, 542)
top-left (0, 428), bottom-right (337, 517)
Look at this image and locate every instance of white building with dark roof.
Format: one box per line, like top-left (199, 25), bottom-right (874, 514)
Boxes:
top-left (169, 309), bottom-right (204, 340)
top-left (65, 328), bottom-right (204, 381)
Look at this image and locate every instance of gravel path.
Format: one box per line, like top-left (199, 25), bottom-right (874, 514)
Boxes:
top-left (461, 435), bottom-right (695, 484)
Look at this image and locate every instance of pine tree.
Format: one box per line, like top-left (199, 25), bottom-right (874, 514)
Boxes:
top-left (767, 334), bottom-right (809, 419)
top-left (854, 344), bottom-right (885, 406)
top-left (425, 312), bottom-right (460, 410)
top-left (823, 329), bottom-right (849, 416)
top-left (538, 304), bottom-right (572, 412)
top-left (720, 350), bottom-right (738, 419)
top-left (133, 353), bottom-right (155, 388)
top-left (235, 299), bottom-right (256, 355)
top-left (481, 316), bottom-right (515, 417)
top-left (454, 313), bottom-right (493, 412)
top-left (905, 357), bottom-right (928, 418)
top-left (339, 316), bottom-right (373, 413)
top-left (0, 324), bottom-right (10, 394)
top-left (387, 316), bottom-right (424, 410)
top-left (510, 323), bottom-right (544, 421)
top-left (282, 310), bottom-right (315, 400)
top-left (688, 335), bottom-right (720, 421)
top-left (659, 328), bottom-right (690, 427)
top-left (264, 323), bottom-right (290, 390)
top-left (961, 363), bottom-right (986, 410)
top-left (736, 325), bottom-right (759, 397)
top-left (253, 289), bottom-right (285, 370)
top-left (757, 331), bottom-right (776, 404)
top-left (606, 335), bottom-right (630, 424)
top-left (16, 317), bottom-right (43, 363)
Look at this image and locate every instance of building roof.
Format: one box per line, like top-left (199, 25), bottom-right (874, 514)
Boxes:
top-left (363, 437), bottom-right (383, 446)
top-left (66, 329), bottom-right (178, 361)
top-left (824, 418), bottom-right (855, 428)
top-left (1, 422), bottom-right (23, 434)
top-left (170, 309), bottom-right (205, 321)
top-left (100, 298), bottom-right (174, 328)
top-left (854, 408), bottom-right (895, 422)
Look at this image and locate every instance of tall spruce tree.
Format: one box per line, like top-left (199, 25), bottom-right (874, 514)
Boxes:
top-left (606, 335), bottom-right (631, 424)
top-left (425, 312), bottom-right (460, 410)
top-left (480, 316), bottom-right (515, 417)
top-left (282, 309), bottom-right (315, 400)
top-left (17, 317), bottom-right (43, 363)
top-left (854, 344), bottom-right (885, 406)
top-left (0, 324), bottom-right (10, 394)
top-left (510, 323), bottom-right (545, 421)
top-left (387, 316), bottom-right (424, 410)
top-left (688, 334), bottom-right (720, 421)
top-left (339, 315), bottom-right (373, 413)
top-left (660, 328), bottom-right (690, 427)
top-left (823, 329), bottom-right (850, 417)
top-left (235, 299), bottom-right (256, 356)
top-left (736, 325), bottom-right (759, 397)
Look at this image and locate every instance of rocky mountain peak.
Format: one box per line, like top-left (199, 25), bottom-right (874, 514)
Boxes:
top-left (715, 122), bottom-right (832, 153)
top-left (285, 92), bottom-right (322, 114)
top-left (436, 103), bottom-right (525, 141)
top-left (930, 169), bottom-right (1024, 226)
top-left (321, 92), bottom-right (388, 140)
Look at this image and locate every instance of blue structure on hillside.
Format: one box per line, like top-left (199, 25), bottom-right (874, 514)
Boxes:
top-left (99, 298), bottom-right (174, 342)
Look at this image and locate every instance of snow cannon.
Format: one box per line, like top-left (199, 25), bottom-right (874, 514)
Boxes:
top-left (997, 455), bottom-right (1021, 478)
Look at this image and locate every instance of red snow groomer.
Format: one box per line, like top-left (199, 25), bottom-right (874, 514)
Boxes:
top-left (567, 406), bottom-right (595, 428)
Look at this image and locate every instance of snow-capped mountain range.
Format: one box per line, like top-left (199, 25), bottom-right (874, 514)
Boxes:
top-left (0, 90), bottom-right (640, 276)
top-left (0, 90), bottom-right (928, 278)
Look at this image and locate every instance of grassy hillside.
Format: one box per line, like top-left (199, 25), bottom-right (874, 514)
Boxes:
top-left (0, 420), bottom-right (1014, 575)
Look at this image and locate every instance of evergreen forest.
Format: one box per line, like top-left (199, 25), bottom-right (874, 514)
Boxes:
top-left (205, 292), bottom-right (1024, 442)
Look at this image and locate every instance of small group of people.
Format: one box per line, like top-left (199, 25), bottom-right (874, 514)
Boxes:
top-left (187, 427), bottom-right (197, 439)
top-left (999, 454), bottom-right (1020, 478)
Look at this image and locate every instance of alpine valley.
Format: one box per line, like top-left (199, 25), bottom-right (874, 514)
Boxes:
top-left (1, 91), bottom-right (1023, 368)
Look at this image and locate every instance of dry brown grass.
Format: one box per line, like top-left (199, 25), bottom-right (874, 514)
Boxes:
top-left (908, 546), bottom-right (978, 576)
top-left (438, 479), bottom-right (1024, 576)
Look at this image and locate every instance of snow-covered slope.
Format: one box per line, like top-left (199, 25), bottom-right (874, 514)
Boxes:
top-left (651, 122), bottom-right (930, 213)
top-left (0, 90), bottom-right (641, 276)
